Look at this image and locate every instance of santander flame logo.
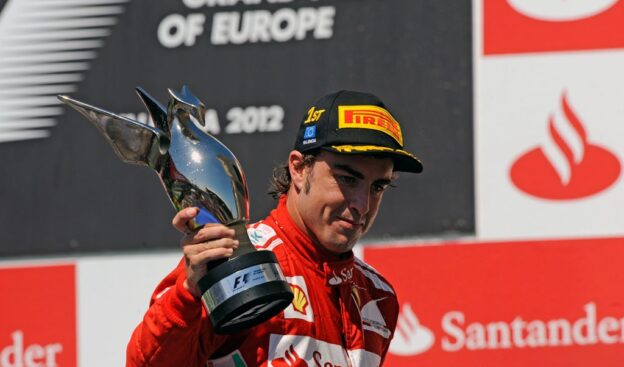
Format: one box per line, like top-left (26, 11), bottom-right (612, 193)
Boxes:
top-left (510, 92), bottom-right (621, 200)
top-left (507, 0), bottom-right (618, 21)
top-left (389, 303), bottom-right (434, 356)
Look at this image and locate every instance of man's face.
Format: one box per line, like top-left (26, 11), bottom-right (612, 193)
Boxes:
top-left (293, 150), bottom-right (394, 254)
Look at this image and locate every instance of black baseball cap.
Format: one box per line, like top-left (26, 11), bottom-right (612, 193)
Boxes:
top-left (294, 90), bottom-right (423, 173)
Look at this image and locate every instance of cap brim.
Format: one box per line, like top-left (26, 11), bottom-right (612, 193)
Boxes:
top-left (324, 145), bottom-right (423, 173)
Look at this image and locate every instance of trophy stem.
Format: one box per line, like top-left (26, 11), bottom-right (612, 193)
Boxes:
top-left (202, 221), bottom-right (255, 273)
top-left (229, 221), bottom-right (256, 257)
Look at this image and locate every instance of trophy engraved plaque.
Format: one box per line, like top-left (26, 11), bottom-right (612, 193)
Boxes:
top-left (58, 86), bottom-right (293, 334)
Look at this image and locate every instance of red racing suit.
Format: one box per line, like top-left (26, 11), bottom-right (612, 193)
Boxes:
top-left (127, 196), bottom-right (399, 366)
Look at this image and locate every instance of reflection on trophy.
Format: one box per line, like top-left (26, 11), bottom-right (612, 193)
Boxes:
top-left (58, 86), bottom-right (293, 334)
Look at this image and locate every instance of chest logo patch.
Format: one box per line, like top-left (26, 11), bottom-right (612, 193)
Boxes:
top-left (326, 265), bottom-right (354, 286)
top-left (361, 298), bottom-right (391, 339)
top-left (283, 276), bottom-right (314, 322)
top-left (291, 284), bottom-right (310, 315)
top-left (268, 334), bottom-right (382, 367)
top-left (247, 224), bottom-right (277, 248)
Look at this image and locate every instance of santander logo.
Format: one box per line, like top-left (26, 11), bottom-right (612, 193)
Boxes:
top-left (1, 330), bottom-right (63, 367)
top-left (510, 91), bottom-right (621, 200)
top-left (389, 303), bottom-right (435, 356)
top-left (389, 302), bottom-right (624, 356)
top-left (506, 0), bottom-right (618, 21)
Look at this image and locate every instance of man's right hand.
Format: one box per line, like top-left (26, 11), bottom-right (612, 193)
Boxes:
top-left (172, 207), bottom-right (239, 298)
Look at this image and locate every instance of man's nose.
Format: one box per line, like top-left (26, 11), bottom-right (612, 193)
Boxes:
top-left (349, 188), bottom-right (370, 218)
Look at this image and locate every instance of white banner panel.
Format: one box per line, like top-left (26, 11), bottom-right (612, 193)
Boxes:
top-left (475, 0), bottom-right (624, 240)
top-left (77, 251), bottom-right (180, 367)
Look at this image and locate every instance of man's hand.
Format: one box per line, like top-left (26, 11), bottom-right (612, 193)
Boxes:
top-left (172, 207), bottom-right (239, 298)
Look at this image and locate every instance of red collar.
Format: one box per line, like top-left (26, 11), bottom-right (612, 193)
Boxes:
top-left (269, 195), bottom-right (355, 286)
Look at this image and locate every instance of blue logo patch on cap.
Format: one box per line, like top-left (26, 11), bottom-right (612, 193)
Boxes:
top-left (303, 125), bottom-right (316, 139)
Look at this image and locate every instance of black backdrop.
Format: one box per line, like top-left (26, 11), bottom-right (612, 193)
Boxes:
top-left (0, 0), bottom-right (473, 257)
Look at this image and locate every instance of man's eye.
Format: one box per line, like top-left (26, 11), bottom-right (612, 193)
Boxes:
top-left (371, 184), bottom-right (387, 193)
top-left (372, 182), bottom-right (394, 193)
top-left (337, 175), bottom-right (356, 185)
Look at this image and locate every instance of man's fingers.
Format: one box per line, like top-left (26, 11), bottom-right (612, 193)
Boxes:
top-left (190, 247), bottom-right (235, 265)
top-left (186, 245), bottom-right (236, 271)
top-left (180, 224), bottom-right (236, 247)
top-left (176, 218), bottom-right (240, 291)
top-left (172, 207), bottom-right (200, 233)
top-left (183, 238), bottom-right (239, 256)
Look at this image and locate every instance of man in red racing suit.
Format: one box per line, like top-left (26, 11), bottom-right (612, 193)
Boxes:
top-left (127, 90), bottom-right (423, 366)
top-left (128, 196), bottom-right (399, 366)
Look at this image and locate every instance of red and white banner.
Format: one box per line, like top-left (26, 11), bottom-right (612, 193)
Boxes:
top-left (483, 0), bottom-right (624, 55)
top-left (364, 237), bottom-right (624, 367)
top-left (475, 0), bottom-right (624, 240)
top-left (0, 264), bottom-right (77, 367)
top-left (0, 252), bottom-right (180, 367)
top-left (475, 68), bottom-right (624, 239)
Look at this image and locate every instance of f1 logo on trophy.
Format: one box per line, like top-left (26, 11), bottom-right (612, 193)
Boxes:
top-left (58, 87), bottom-right (293, 334)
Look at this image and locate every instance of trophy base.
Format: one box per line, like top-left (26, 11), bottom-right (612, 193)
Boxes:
top-left (198, 250), bottom-right (293, 334)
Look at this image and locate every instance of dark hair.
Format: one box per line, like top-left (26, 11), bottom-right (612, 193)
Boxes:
top-left (268, 152), bottom-right (317, 199)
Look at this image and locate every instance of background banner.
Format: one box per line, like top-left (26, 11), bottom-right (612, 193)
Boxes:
top-left (365, 237), bottom-right (624, 367)
top-left (0, 0), bottom-right (474, 257)
top-left (0, 264), bottom-right (76, 367)
top-left (476, 0), bottom-right (624, 240)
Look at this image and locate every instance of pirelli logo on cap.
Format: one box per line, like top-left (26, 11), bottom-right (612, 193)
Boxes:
top-left (338, 105), bottom-right (403, 145)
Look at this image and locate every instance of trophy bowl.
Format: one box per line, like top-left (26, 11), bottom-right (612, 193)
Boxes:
top-left (58, 86), bottom-right (293, 334)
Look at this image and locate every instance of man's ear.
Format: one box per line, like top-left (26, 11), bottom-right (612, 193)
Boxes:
top-left (288, 150), bottom-right (306, 191)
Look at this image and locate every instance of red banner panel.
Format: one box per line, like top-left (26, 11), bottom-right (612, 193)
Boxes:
top-left (483, 0), bottom-right (624, 55)
top-left (364, 237), bottom-right (624, 367)
top-left (0, 264), bottom-right (76, 367)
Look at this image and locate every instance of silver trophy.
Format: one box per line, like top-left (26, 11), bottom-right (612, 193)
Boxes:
top-left (58, 87), bottom-right (293, 334)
